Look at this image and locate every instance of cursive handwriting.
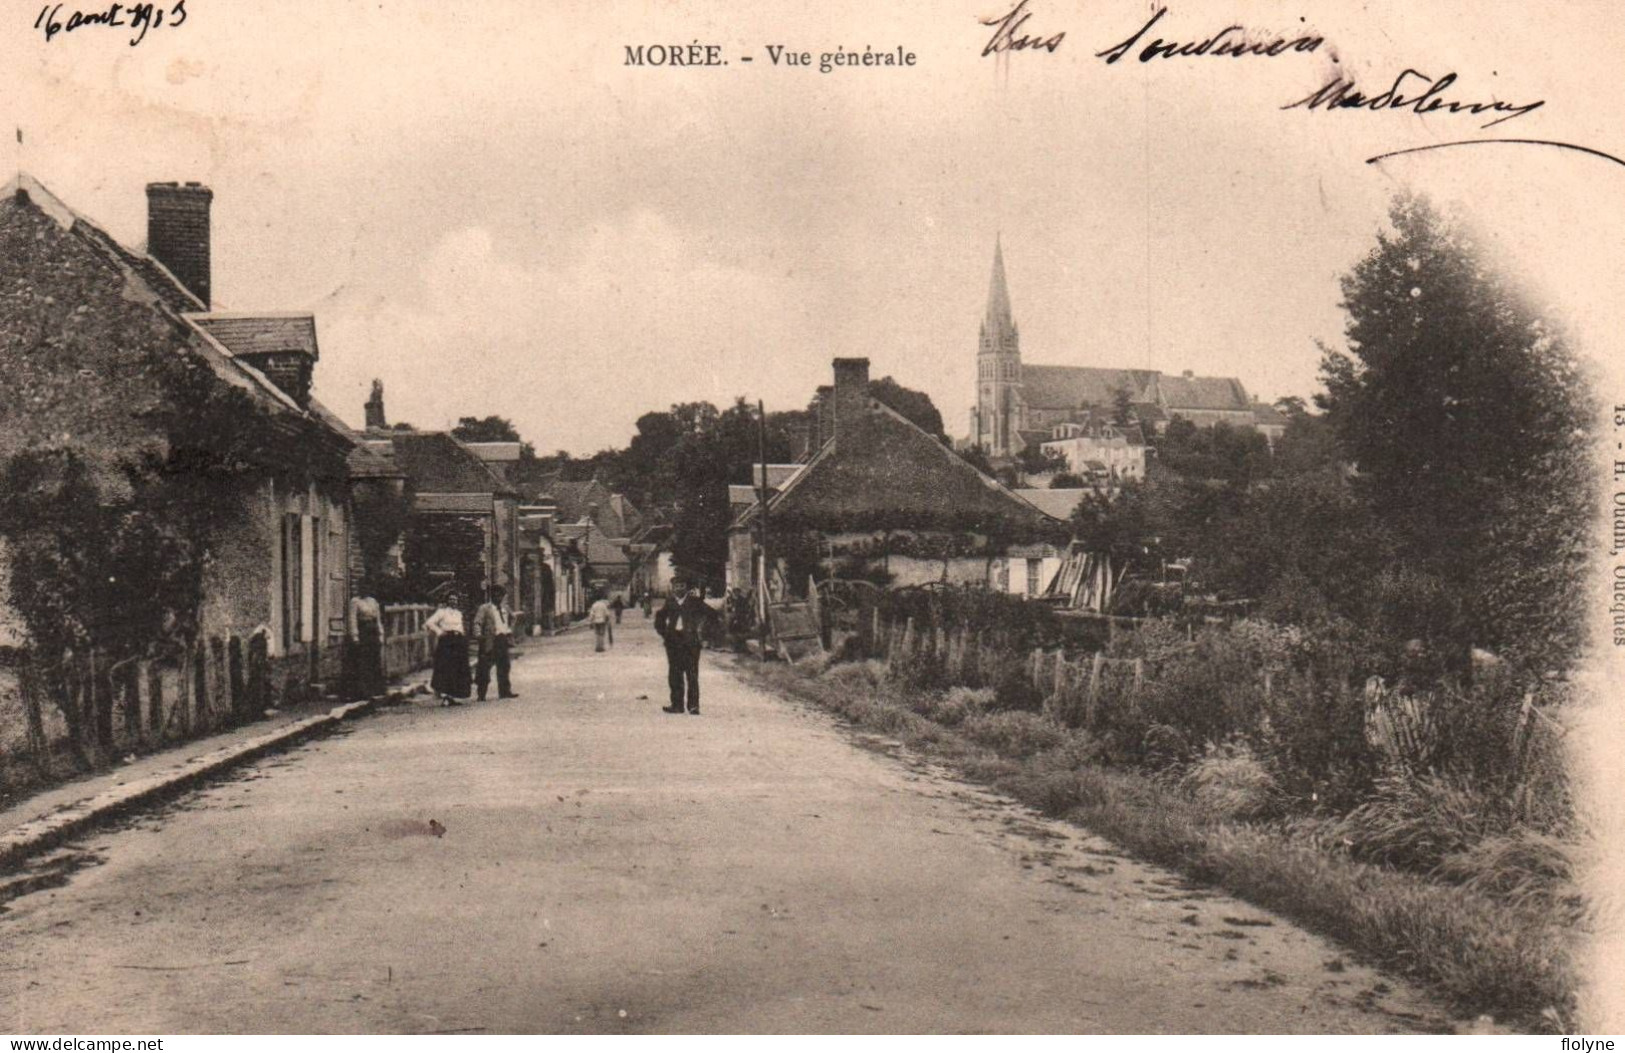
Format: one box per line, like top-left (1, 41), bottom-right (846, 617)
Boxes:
top-left (1097, 6), bottom-right (1322, 64)
top-left (980, 0), bottom-right (1064, 57)
top-left (35, 1), bottom-right (187, 46)
top-left (1286, 69), bottom-right (1544, 129)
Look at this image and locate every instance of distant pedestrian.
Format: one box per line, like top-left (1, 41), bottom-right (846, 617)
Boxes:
top-left (474, 584), bottom-right (518, 701)
top-left (641, 592), bottom-right (653, 618)
top-left (655, 581), bottom-right (711, 714)
top-left (346, 591), bottom-right (386, 701)
top-left (589, 593), bottom-right (614, 652)
top-left (426, 590), bottom-right (471, 706)
top-left (611, 595), bottom-right (625, 624)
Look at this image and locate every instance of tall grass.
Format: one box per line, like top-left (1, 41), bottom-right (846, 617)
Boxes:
top-left (747, 656), bottom-right (1580, 1031)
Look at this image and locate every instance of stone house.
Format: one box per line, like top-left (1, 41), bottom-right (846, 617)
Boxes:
top-left (0, 174), bottom-right (360, 695)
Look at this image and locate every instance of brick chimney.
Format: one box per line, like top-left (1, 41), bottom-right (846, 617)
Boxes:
top-left (831, 358), bottom-right (869, 437)
top-left (146, 182), bottom-right (212, 307)
top-left (364, 379), bottom-right (387, 431)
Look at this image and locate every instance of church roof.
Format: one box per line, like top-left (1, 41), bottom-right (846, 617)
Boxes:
top-left (1022, 366), bottom-right (1159, 410)
top-left (1157, 374), bottom-right (1252, 412)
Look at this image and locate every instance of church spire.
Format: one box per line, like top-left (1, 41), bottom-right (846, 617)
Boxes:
top-left (975, 234), bottom-right (1014, 349)
top-left (984, 234), bottom-right (1016, 339)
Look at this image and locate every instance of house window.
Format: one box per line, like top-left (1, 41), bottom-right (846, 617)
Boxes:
top-left (1026, 558), bottom-right (1042, 597)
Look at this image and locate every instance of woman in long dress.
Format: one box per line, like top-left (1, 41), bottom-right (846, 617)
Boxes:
top-left (426, 592), bottom-right (471, 705)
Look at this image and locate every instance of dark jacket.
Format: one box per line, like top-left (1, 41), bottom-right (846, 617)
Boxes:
top-left (655, 595), bottom-right (711, 649)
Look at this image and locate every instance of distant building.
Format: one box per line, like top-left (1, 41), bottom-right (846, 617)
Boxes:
top-left (358, 389), bottom-right (521, 616)
top-left (970, 238), bottom-right (1276, 457)
top-left (1039, 420), bottom-right (1148, 484)
top-left (731, 357), bottom-right (1067, 597)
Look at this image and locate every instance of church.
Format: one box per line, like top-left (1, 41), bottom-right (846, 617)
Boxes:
top-left (970, 239), bottom-right (1281, 458)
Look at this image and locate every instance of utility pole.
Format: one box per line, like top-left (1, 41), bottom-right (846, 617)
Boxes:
top-left (757, 399), bottom-right (771, 661)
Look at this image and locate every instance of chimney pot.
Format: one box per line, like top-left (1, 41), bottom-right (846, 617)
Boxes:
top-left (146, 181), bottom-right (213, 308)
top-left (364, 379), bottom-right (387, 431)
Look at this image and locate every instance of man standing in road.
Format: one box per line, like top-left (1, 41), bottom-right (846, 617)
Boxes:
top-left (474, 584), bottom-right (519, 701)
top-left (655, 581), bottom-right (710, 715)
top-left (589, 592), bottom-right (614, 652)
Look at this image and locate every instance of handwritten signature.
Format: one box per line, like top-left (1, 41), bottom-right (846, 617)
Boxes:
top-left (980, 2), bottom-right (1547, 131)
top-left (35, 1), bottom-right (187, 47)
top-left (1286, 70), bottom-right (1543, 130)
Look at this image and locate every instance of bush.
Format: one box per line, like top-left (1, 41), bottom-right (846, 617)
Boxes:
top-left (1179, 739), bottom-right (1281, 821)
top-left (928, 686), bottom-right (992, 727)
top-left (820, 659), bottom-right (886, 692)
top-left (1330, 770), bottom-right (1504, 872)
top-left (1434, 830), bottom-right (1585, 925)
top-left (959, 711), bottom-right (1067, 759)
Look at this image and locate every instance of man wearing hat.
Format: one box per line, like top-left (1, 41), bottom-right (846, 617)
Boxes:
top-left (654, 578), bottom-right (711, 714)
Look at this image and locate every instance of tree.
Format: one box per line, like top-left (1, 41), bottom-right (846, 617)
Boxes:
top-left (869, 376), bottom-right (946, 440)
top-left (1111, 386), bottom-right (1136, 426)
top-left (451, 415), bottom-right (522, 443)
top-left (1016, 444), bottom-right (1069, 478)
top-left (957, 444), bottom-right (996, 476)
top-left (1319, 193), bottom-right (1596, 669)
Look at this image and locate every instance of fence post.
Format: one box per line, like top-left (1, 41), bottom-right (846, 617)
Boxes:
top-left (92, 648), bottom-right (116, 762)
top-left (120, 659), bottom-right (141, 750)
top-left (1087, 652), bottom-right (1104, 728)
top-left (19, 659), bottom-right (51, 777)
top-left (175, 648), bottom-right (192, 738)
top-left (146, 659), bottom-right (164, 739)
top-left (1053, 651), bottom-right (1067, 699)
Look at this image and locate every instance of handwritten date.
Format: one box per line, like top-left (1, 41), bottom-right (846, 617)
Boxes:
top-left (35, 1), bottom-right (187, 47)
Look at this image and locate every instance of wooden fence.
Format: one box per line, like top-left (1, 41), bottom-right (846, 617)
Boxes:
top-left (0, 608), bottom-right (436, 792)
top-left (382, 603), bottom-right (434, 680)
top-left (861, 612), bottom-right (1151, 729)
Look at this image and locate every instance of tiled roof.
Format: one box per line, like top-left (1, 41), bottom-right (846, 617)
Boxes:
top-left (756, 400), bottom-right (1062, 532)
top-left (189, 313), bottom-right (318, 360)
top-left (1022, 366), bottom-right (1158, 410)
top-left (1, 175), bottom-right (358, 462)
top-left (1014, 489), bottom-right (1087, 520)
top-left (1250, 401), bottom-right (1289, 426)
top-left (1158, 374), bottom-right (1251, 412)
top-left (382, 431), bottom-right (514, 496)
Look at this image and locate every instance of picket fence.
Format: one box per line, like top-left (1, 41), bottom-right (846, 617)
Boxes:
top-left (0, 604), bottom-right (434, 789)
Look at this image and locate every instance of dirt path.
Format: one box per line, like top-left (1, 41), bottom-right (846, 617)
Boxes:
top-left (0, 616), bottom-right (1456, 1033)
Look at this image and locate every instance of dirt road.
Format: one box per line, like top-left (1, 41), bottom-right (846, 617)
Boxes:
top-left (0, 616), bottom-right (1455, 1033)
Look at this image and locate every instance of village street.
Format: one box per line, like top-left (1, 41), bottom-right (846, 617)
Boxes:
top-left (0, 617), bottom-right (1453, 1035)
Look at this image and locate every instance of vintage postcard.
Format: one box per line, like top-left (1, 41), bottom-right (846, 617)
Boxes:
top-left (0, 0), bottom-right (1621, 1039)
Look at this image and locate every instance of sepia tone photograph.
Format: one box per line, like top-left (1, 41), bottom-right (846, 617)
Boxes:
top-left (0, 0), bottom-right (1622, 1039)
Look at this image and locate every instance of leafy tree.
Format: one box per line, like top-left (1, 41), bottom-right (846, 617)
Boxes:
top-left (452, 415), bottom-right (521, 443)
top-left (1111, 386), bottom-right (1136, 426)
top-left (1016, 444), bottom-right (1069, 478)
top-left (1319, 193), bottom-right (1596, 668)
top-left (869, 376), bottom-right (946, 439)
top-left (957, 444), bottom-right (996, 476)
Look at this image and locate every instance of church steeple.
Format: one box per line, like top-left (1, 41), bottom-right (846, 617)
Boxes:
top-left (984, 234), bottom-right (1016, 340)
top-left (975, 236), bottom-right (1022, 457)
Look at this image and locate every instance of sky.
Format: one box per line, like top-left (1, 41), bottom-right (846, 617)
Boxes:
top-left (3, 0), bottom-right (1624, 459)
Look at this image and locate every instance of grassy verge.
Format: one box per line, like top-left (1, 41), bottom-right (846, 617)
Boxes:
top-left (740, 656), bottom-right (1577, 1033)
